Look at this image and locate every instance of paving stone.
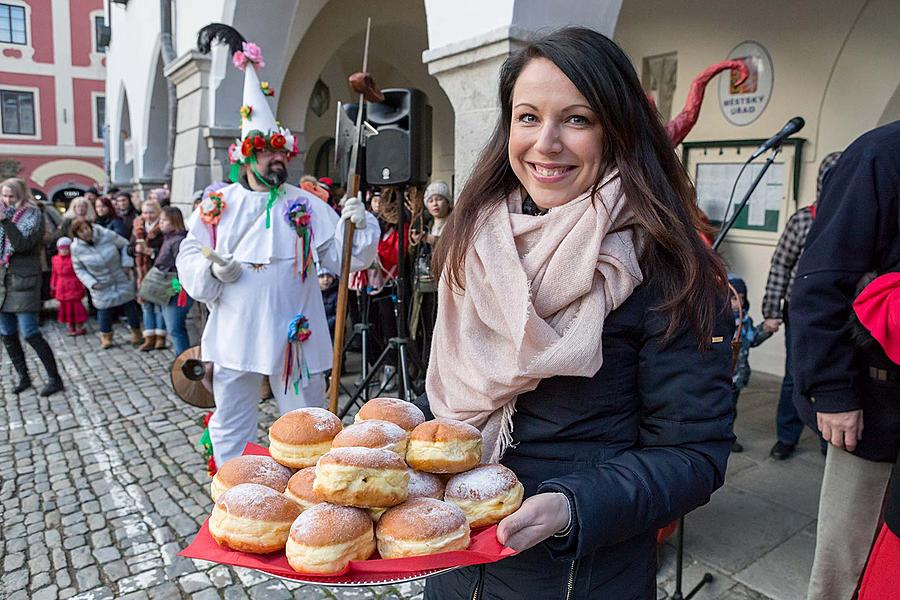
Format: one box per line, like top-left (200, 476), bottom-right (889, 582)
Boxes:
top-left (191, 589), bottom-right (224, 600)
top-left (75, 565), bottom-right (101, 591)
top-left (180, 571), bottom-right (214, 594)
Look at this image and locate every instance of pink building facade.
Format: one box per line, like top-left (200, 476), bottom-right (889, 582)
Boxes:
top-left (0, 0), bottom-right (105, 207)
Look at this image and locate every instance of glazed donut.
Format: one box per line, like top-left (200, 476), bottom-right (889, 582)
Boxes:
top-left (332, 419), bottom-right (409, 456)
top-left (268, 407), bottom-right (343, 468)
top-left (283, 467), bottom-right (321, 511)
top-left (354, 397), bottom-right (426, 432)
top-left (286, 503), bottom-right (375, 574)
top-left (208, 483), bottom-right (301, 554)
top-left (376, 498), bottom-right (471, 558)
top-left (369, 469), bottom-right (445, 521)
top-left (405, 418), bottom-right (483, 474)
top-left (313, 447), bottom-right (409, 509)
top-left (444, 464), bottom-right (525, 527)
top-left (209, 455), bottom-right (293, 503)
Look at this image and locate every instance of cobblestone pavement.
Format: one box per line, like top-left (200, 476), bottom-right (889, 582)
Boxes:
top-left (1, 322), bottom-right (423, 600)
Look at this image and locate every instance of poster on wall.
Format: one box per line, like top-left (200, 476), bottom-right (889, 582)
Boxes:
top-left (718, 41), bottom-right (773, 126)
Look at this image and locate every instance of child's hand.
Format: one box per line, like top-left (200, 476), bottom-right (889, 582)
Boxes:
top-left (763, 318), bottom-right (782, 333)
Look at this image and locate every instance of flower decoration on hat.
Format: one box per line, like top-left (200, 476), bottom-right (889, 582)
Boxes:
top-left (260, 81), bottom-right (275, 97)
top-left (231, 41), bottom-right (265, 71)
top-left (239, 104), bottom-right (252, 121)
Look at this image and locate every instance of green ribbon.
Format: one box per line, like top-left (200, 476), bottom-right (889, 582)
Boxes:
top-left (249, 154), bottom-right (281, 229)
top-left (171, 278), bottom-right (182, 294)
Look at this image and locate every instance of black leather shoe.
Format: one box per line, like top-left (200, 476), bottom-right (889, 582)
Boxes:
top-left (39, 378), bottom-right (64, 397)
top-left (13, 377), bottom-right (32, 394)
top-left (770, 441), bottom-right (796, 460)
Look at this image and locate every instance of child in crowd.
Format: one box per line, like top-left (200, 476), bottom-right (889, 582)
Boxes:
top-left (318, 268), bottom-right (338, 340)
top-left (729, 274), bottom-right (772, 452)
top-left (50, 237), bottom-right (88, 336)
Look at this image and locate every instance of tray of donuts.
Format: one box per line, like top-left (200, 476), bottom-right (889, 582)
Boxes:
top-left (179, 398), bottom-right (523, 586)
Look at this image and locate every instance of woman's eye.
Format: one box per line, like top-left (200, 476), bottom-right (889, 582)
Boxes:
top-left (517, 113), bottom-right (538, 124)
top-left (567, 115), bottom-right (590, 125)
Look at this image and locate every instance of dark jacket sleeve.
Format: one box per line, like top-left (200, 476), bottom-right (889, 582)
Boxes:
top-left (789, 132), bottom-right (900, 414)
top-left (538, 302), bottom-right (735, 558)
top-left (1, 214), bottom-right (43, 253)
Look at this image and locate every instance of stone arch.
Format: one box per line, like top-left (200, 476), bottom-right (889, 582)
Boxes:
top-left (142, 46), bottom-right (170, 183)
top-left (278, 0), bottom-right (455, 185)
top-left (113, 86), bottom-right (134, 185)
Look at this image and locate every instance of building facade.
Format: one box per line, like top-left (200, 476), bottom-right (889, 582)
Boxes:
top-left (0, 0), bottom-right (105, 207)
top-left (105, 0), bottom-right (900, 376)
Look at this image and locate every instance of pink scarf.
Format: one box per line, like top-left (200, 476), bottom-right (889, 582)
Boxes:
top-left (427, 171), bottom-right (643, 461)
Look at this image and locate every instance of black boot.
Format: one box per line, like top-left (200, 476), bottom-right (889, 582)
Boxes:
top-left (2, 334), bottom-right (32, 393)
top-left (24, 334), bottom-right (63, 397)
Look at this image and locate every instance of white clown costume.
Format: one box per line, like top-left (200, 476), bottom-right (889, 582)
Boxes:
top-left (178, 27), bottom-right (378, 466)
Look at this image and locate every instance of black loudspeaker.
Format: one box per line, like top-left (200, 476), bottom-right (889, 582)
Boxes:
top-left (365, 88), bottom-right (432, 185)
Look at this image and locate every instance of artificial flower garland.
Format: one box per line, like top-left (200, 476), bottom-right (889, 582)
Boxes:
top-left (198, 191), bottom-right (226, 246)
top-left (282, 313), bottom-right (312, 395)
top-left (284, 200), bottom-right (314, 281)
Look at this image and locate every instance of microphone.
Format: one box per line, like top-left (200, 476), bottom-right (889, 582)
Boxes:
top-left (750, 117), bottom-right (805, 160)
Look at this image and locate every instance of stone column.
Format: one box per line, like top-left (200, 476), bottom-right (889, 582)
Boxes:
top-left (164, 51), bottom-right (213, 214)
top-left (422, 29), bottom-right (528, 192)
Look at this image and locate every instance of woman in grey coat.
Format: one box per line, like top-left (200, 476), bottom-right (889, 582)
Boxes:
top-left (70, 218), bottom-right (142, 349)
top-left (1, 178), bottom-right (63, 396)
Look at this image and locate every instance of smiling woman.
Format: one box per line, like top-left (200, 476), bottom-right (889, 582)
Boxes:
top-left (422, 27), bottom-right (735, 600)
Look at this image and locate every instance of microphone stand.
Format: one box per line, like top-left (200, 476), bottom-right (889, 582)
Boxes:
top-left (712, 146), bottom-right (781, 251)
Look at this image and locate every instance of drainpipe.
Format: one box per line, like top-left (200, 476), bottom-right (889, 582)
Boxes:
top-left (160, 0), bottom-right (177, 181)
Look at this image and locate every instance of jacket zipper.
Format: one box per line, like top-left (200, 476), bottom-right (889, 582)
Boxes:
top-left (471, 564), bottom-right (485, 600)
top-left (564, 560), bottom-right (576, 600)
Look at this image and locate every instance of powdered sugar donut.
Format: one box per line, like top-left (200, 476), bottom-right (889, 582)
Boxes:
top-left (268, 407), bottom-right (343, 468)
top-left (376, 498), bottom-right (470, 558)
top-left (209, 483), bottom-right (301, 553)
top-left (313, 447), bottom-right (409, 508)
top-left (210, 455), bottom-right (293, 503)
top-left (369, 469), bottom-right (445, 522)
top-left (286, 503), bottom-right (375, 574)
top-left (332, 419), bottom-right (409, 456)
top-left (444, 464), bottom-right (524, 527)
top-left (284, 467), bottom-right (321, 511)
top-left (406, 418), bottom-right (483, 474)
top-left (355, 398), bottom-right (426, 432)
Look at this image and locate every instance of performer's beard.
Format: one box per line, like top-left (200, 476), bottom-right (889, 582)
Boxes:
top-left (260, 161), bottom-right (288, 187)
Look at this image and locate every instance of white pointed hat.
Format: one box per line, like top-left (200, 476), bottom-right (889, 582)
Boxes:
top-left (232, 41), bottom-right (297, 164)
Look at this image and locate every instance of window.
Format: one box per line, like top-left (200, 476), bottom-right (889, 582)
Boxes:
top-left (94, 95), bottom-right (105, 140)
top-left (94, 15), bottom-right (106, 52)
top-left (1, 89), bottom-right (35, 135)
top-left (0, 4), bottom-right (26, 45)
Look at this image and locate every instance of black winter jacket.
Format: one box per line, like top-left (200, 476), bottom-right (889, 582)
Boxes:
top-left (420, 281), bottom-right (735, 600)
top-left (0, 208), bottom-right (45, 313)
top-left (790, 121), bottom-right (900, 463)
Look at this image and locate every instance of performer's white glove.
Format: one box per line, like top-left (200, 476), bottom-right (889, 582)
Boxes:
top-left (211, 253), bottom-right (242, 283)
top-left (340, 194), bottom-right (367, 230)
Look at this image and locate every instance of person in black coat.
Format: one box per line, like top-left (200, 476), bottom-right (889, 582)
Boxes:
top-left (420, 28), bottom-right (734, 599)
top-left (790, 121), bottom-right (900, 599)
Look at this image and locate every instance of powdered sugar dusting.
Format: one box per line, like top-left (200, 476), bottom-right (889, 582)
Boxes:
top-left (333, 420), bottom-right (408, 448)
top-left (290, 503), bottom-right (372, 543)
top-left (293, 407), bottom-right (342, 432)
top-left (359, 398), bottom-right (425, 430)
top-left (319, 447), bottom-right (407, 470)
top-left (407, 469), bottom-right (444, 499)
top-left (220, 455), bottom-right (292, 490)
top-left (445, 464), bottom-right (519, 501)
top-left (273, 407), bottom-right (342, 442)
top-left (218, 482), bottom-right (300, 521)
top-left (378, 498), bottom-right (467, 540)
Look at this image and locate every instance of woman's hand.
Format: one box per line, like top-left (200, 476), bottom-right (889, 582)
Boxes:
top-left (496, 492), bottom-right (571, 552)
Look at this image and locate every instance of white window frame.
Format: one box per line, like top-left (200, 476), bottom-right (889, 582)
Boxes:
top-left (0, 1), bottom-right (28, 48)
top-left (91, 91), bottom-right (105, 144)
top-left (0, 83), bottom-right (39, 140)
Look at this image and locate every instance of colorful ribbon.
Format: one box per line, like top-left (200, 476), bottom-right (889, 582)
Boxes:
top-left (171, 278), bottom-right (188, 307)
top-left (284, 200), bottom-right (314, 281)
top-left (282, 314), bottom-right (311, 395)
top-left (250, 154), bottom-right (281, 229)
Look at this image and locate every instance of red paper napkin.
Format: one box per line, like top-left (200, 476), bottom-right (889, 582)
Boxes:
top-left (179, 443), bottom-right (517, 584)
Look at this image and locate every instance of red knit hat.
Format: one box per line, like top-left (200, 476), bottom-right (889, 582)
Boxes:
top-left (853, 272), bottom-right (900, 365)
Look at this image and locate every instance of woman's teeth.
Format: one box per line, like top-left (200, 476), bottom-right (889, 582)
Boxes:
top-left (533, 165), bottom-right (570, 177)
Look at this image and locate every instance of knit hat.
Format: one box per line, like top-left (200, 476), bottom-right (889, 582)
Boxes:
top-left (318, 177), bottom-right (334, 191)
top-left (56, 236), bottom-right (72, 248)
top-left (424, 180), bottom-right (451, 204)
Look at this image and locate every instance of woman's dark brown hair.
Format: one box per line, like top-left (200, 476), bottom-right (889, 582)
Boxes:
top-left (161, 206), bottom-right (186, 233)
top-left (432, 27), bottom-right (726, 343)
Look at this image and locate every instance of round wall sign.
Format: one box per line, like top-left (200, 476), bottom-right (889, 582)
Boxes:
top-left (719, 41), bottom-right (773, 126)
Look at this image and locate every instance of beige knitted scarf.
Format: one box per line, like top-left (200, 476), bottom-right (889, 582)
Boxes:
top-left (426, 170), bottom-right (643, 462)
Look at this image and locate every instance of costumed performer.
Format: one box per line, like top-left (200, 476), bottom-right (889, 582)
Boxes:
top-left (177, 26), bottom-right (378, 466)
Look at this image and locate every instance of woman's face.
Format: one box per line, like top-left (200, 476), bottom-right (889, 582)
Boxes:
top-left (95, 199), bottom-right (108, 217)
top-left (141, 204), bottom-right (159, 222)
top-left (74, 201), bottom-right (87, 217)
top-left (426, 194), bottom-right (450, 218)
top-left (159, 212), bottom-right (173, 234)
top-left (74, 224), bottom-right (92, 243)
top-left (508, 58), bottom-right (604, 209)
top-left (0, 186), bottom-right (17, 207)
top-left (370, 195), bottom-right (381, 214)
top-left (115, 196), bottom-right (130, 213)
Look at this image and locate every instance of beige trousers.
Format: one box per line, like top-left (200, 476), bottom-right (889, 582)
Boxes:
top-left (807, 447), bottom-right (893, 600)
